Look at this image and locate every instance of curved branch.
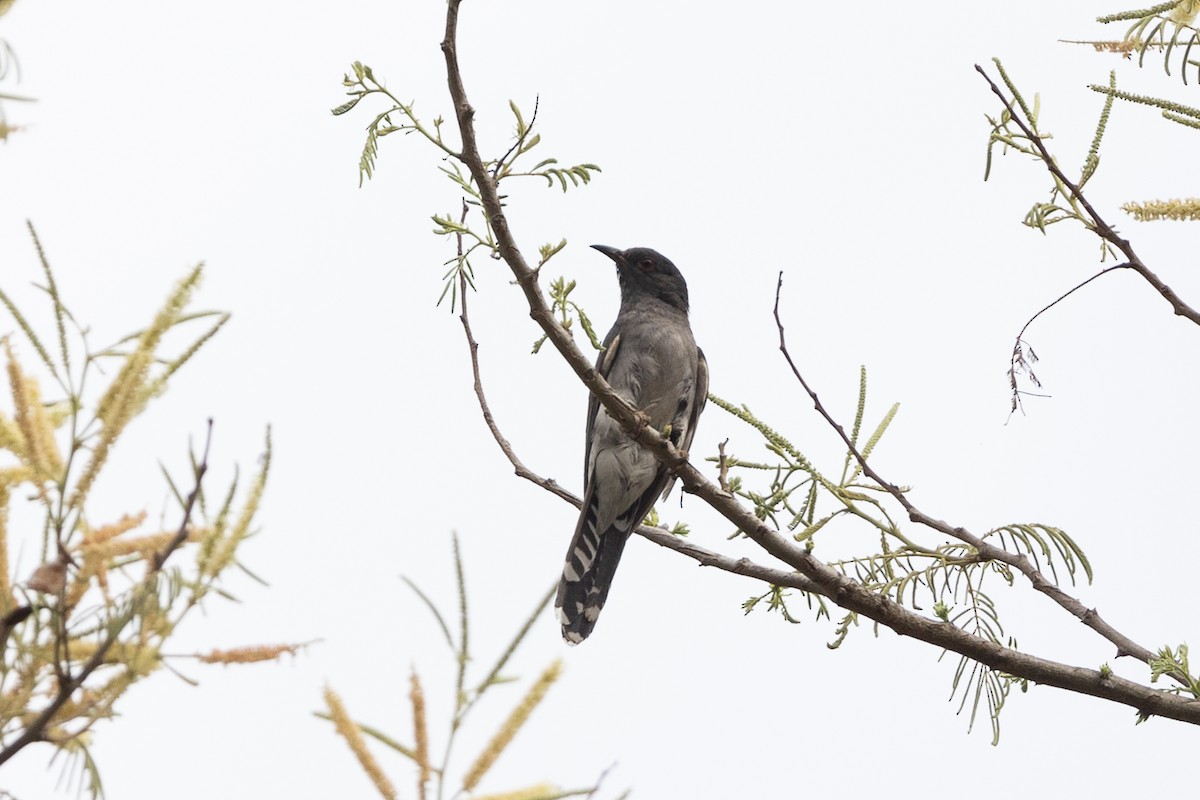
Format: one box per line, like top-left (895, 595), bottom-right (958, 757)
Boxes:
top-left (975, 63), bottom-right (1200, 327)
top-left (1008, 264), bottom-right (1132, 412)
top-left (442, 0), bottom-right (1200, 725)
top-left (771, 274), bottom-right (1190, 687)
top-left (1014, 265), bottom-right (1131, 345)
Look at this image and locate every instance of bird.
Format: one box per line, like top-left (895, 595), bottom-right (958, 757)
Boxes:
top-left (555, 244), bottom-right (708, 644)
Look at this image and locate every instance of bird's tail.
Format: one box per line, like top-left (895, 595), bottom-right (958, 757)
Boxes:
top-left (555, 489), bottom-right (638, 645)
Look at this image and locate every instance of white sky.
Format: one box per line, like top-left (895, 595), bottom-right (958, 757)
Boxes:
top-left (2, 1), bottom-right (1198, 797)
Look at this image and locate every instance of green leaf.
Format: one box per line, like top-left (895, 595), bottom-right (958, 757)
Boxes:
top-left (537, 239), bottom-right (567, 267)
top-left (509, 99), bottom-right (527, 137)
top-left (331, 96), bottom-right (362, 116)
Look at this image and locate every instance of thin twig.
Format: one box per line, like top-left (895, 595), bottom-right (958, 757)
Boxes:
top-left (1008, 264), bottom-right (1132, 413)
top-left (1008, 266), bottom-right (1128, 412)
top-left (153, 420), bottom-right (212, 569)
top-left (435, 202), bottom-right (475, 800)
top-left (492, 95), bottom-right (539, 182)
top-left (458, 271), bottom-right (579, 506)
top-left (585, 763), bottom-right (617, 800)
top-left (717, 439), bottom-right (730, 492)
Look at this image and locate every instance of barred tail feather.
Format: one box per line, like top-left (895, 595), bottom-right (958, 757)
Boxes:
top-left (555, 476), bottom-right (667, 644)
top-left (555, 494), bottom-right (633, 644)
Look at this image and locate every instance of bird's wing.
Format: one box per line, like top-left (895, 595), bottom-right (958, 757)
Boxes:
top-left (583, 331), bottom-right (621, 483)
top-left (682, 347), bottom-right (709, 455)
top-left (660, 346), bottom-right (708, 500)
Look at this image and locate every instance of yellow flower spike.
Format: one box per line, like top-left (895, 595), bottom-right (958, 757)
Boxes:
top-left (461, 659), bottom-right (563, 792)
top-left (125, 644), bottom-right (161, 678)
top-left (324, 685), bottom-right (397, 800)
top-left (29, 388), bottom-right (63, 480)
top-left (69, 364), bottom-right (146, 510)
top-left (89, 671), bottom-right (136, 714)
top-left (202, 429), bottom-right (270, 578)
top-left (410, 669), bottom-right (431, 800)
top-left (4, 343), bottom-right (64, 480)
top-left (93, 265), bottom-right (203, 427)
top-left (0, 682), bottom-right (32, 721)
top-left (5, 344), bottom-right (46, 476)
top-left (0, 412), bottom-right (27, 460)
top-left (1121, 198), bottom-right (1200, 222)
top-left (24, 640), bottom-right (159, 679)
top-left (72, 265), bottom-right (205, 512)
top-left (67, 524), bottom-right (202, 609)
top-left (0, 483), bottom-right (12, 611)
top-left (82, 530), bottom-right (195, 562)
top-left (83, 512), bottom-right (148, 545)
top-left (196, 643), bottom-right (307, 665)
top-left (67, 542), bottom-right (116, 607)
top-left (0, 466), bottom-right (34, 488)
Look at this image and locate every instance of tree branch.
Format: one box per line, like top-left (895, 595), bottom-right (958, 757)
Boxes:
top-left (442, 0), bottom-right (1200, 725)
top-left (770, 274), bottom-right (1190, 687)
top-left (975, 63), bottom-right (1200, 327)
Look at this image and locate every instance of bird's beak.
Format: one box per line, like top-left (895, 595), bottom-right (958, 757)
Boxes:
top-left (591, 244), bottom-right (625, 265)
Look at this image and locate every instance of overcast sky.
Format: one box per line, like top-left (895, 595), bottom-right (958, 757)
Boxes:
top-left (2, 1), bottom-right (1198, 798)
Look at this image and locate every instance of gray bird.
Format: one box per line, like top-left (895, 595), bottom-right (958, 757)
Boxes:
top-left (555, 245), bottom-right (708, 644)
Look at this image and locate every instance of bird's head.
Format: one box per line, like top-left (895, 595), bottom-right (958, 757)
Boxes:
top-left (592, 245), bottom-right (690, 314)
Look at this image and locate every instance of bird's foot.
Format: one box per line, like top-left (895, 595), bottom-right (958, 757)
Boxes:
top-left (627, 409), bottom-right (654, 442)
top-left (672, 447), bottom-right (689, 467)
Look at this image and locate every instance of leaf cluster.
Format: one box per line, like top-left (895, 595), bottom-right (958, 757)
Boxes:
top-left (1148, 644), bottom-right (1200, 697)
top-left (983, 61), bottom-right (1121, 258)
top-left (1056, 6), bottom-right (1200, 216)
top-left (334, 64), bottom-right (601, 311)
top-left (1091, 1), bottom-right (1200, 84)
top-left (530, 275), bottom-right (603, 355)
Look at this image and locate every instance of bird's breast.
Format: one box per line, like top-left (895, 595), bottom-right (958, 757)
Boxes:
top-left (604, 310), bottom-right (698, 429)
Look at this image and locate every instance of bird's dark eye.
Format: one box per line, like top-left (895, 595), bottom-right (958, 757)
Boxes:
top-left (639, 259), bottom-right (655, 272)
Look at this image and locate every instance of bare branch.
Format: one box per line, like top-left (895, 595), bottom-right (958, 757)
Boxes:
top-left (458, 267), bottom-right (575, 506)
